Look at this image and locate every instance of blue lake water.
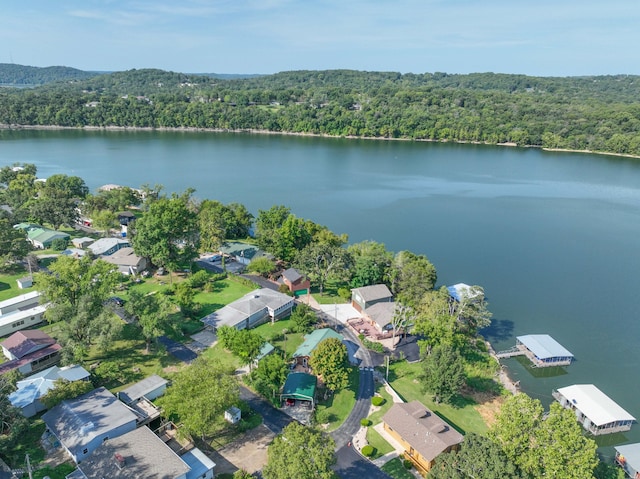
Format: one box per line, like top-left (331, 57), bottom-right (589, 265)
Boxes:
top-left (2, 128), bottom-right (639, 453)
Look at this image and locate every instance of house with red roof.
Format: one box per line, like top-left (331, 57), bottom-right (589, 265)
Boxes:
top-left (0, 329), bottom-right (61, 376)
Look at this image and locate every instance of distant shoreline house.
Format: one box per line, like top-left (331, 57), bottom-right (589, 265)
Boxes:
top-left (14, 223), bottom-right (70, 249)
top-left (201, 288), bottom-right (294, 331)
top-left (382, 400), bottom-right (463, 476)
top-left (553, 384), bottom-right (635, 435)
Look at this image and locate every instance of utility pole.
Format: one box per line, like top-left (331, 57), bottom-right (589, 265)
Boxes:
top-left (26, 454), bottom-right (33, 479)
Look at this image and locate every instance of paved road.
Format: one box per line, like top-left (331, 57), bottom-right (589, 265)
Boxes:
top-left (157, 336), bottom-right (198, 363)
top-left (335, 446), bottom-right (393, 479)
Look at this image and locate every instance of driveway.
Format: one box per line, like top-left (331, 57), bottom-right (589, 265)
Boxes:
top-left (157, 336), bottom-right (198, 363)
top-left (239, 386), bottom-right (293, 434)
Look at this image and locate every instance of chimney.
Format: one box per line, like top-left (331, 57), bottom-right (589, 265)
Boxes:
top-left (114, 453), bottom-right (126, 469)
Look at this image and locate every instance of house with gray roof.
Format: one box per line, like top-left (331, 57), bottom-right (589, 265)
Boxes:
top-left (88, 237), bottom-right (130, 256)
top-left (118, 375), bottom-right (168, 405)
top-left (615, 442), bottom-right (640, 479)
top-left (42, 387), bottom-right (138, 463)
top-left (101, 247), bottom-right (148, 275)
top-left (201, 288), bottom-right (294, 331)
top-left (351, 284), bottom-right (393, 313)
top-left (279, 268), bottom-right (310, 295)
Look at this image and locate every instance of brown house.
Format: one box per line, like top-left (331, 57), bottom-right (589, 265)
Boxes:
top-left (280, 268), bottom-right (310, 294)
top-left (382, 400), bottom-right (463, 476)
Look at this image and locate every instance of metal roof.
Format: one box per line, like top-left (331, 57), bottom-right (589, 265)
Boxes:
top-left (351, 284), bottom-right (392, 303)
top-left (615, 443), bottom-right (640, 471)
top-left (446, 283), bottom-right (481, 302)
top-left (556, 384), bottom-right (635, 426)
top-left (281, 372), bottom-right (317, 401)
top-left (9, 365), bottom-right (89, 408)
top-left (118, 375), bottom-right (168, 405)
top-left (517, 334), bottom-right (573, 359)
top-left (292, 328), bottom-right (344, 358)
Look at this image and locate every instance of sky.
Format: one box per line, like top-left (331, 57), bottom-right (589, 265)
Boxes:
top-left (2, 0), bottom-right (639, 76)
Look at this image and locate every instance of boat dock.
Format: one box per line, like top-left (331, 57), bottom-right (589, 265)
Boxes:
top-left (496, 334), bottom-right (574, 368)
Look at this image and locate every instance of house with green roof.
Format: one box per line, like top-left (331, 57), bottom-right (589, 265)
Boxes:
top-left (292, 328), bottom-right (344, 368)
top-left (14, 223), bottom-right (69, 249)
top-left (281, 372), bottom-right (317, 408)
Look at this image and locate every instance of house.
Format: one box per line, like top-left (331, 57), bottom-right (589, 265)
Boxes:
top-left (61, 248), bottom-right (88, 258)
top-left (66, 426), bottom-right (215, 479)
top-left (0, 291), bottom-right (47, 337)
top-left (279, 268), bottom-right (310, 295)
top-left (201, 288), bottom-right (294, 331)
top-left (118, 375), bottom-right (168, 404)
top-left (281, 372), bottom-right (317, 408)
top-left (13, 223), bottom-right (70, 249)
top-left (615, 443), bottom-right (640, 479)
top-left (16, 276), bottom-right (33, 289)
top-left (553, 384), bottom-right (635, 435)
top-left (362, 301), bottom-right (397, 333)
top-left (8, 364), bottom-right (90, 417)
top-left (292, 328), bottom-right (344, 368)
top-left (0, 330), bottom-right (61, 376)
top-left (218, 241), bottom-right (268, 266)
top-left (88, 238), bottom-right (130, 256)
top-left (101, 247), bottom-right (148, 275)
top-left (117, 211), bottom-right (136, 226)
top-left (72, 237), bottom-right (95, 249)
top-left (42, 387), bottom-right (138, 463)
top-left (382, 400), bottom-right (463, 476)
top-left (351, 284), bottom-right (393, 313)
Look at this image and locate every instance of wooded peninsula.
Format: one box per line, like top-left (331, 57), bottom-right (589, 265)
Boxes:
top-left (0, 64), bottom-right (639, 157)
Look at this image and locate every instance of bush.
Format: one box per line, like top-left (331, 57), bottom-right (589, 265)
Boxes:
top-left (338, 287), bottom-right (351, 301)
top-left (363, 338), bottom-right (385, 353)
top-left (188, 270), bottom-right (209, 289)
top-left (360, 418), bottom-right (372, 427)
top-left (50, 237), bottom-right (68, 251)
top-left (361, 445), bottom-right (375, 457)
top-left (403, 459), bottom-right (413, 470)
top-left (371, 396), bottom-right (385, 407)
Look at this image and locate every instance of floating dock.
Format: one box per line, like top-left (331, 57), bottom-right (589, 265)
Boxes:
top-left (496, 334), bottom-right (573, 368)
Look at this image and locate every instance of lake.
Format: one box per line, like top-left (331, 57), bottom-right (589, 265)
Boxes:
top-left (2, 128), bottom-right (640, 453)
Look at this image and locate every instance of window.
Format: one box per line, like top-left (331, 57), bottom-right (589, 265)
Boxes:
top-left (82, 448), bottom-right (88, 454)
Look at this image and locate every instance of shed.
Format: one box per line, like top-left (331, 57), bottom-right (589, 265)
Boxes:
top-left (553, 384), bottom-right (635, 435)
top-left (255, 342), bottom-right (275, 363)
top-left (118, 375), bottom-right (168, 405)
top-left (182, 448), bottom-right (216, 479)
top-left (16, 276), bottom-right (33, 289)
top-left (516, 334), bottom-right (574, 367)
top-left (281, 372), bottom-right (317, 407)
top-left (72, 237), bottom-right (95, 249)
top-left (615, 443), bottom-right (640, 479)
top-left (224, 406), bottom-right (241, 424)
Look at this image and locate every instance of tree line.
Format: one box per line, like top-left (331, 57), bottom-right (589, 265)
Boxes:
top-left (0, 68), bottom-right (639, 156)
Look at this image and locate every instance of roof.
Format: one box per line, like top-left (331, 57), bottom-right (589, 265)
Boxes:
top-left (446, 283), bottom-right (482, 302)
top-left (201, 288), bottom-right (293, 330)
top-left (8, 365), bottom-right (90, 409)
top-left (118, 375), bottom-right (168, 405)
top-left (364, 301), bottom-right (396, 329)
top-left (517, 334), bottom-right (573, 359)
top-left (117, 211), bottom-right (136, 218)
top-left (615, 443), bottom-right (640, 471)
top-left (61, 248), bottom-right (88, 257)
top-left (556, 384), bottom-right (635, 426)
top-left (0, 304), bottom-right (47, 330)
top-left (88, 238), bottom-right (130, 255)
top-left (255, 342), bottom-right (275, 362)
top-left (383, 400), bottom-right (463, 462)
top-left (182, 448), bottom-right (216, 479)
top-left (1, 330), bottom-right (55, 359)
top-left (101, 247), bottom-right (144, 266)
top-left (281, 372), bottom-right (317, 401)
top-left (352, 284), bottom-right (393, 303)
top-left (72, 237), bottom-right (95, 246)
top-left (28, 229), bottom-right (69, 244)
top-left (42, 387), bottom-right (138, 455)
top-left (292, 328), bottom-right (344, 358)
top-left (75, 426), bottom-right (190, 479)
top-left (0, 291), bottom-right (41, 312)
top-left (282, 268), bottom-right (304, 284)
top-left (0, 343), bottom-right (62, 375)
top-left (219, 241), bottom-right (262, 260)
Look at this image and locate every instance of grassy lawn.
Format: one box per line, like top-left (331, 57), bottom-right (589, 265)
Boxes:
top-left (315, 366), bottom-right (359, 431)
top-left (381, 457), bottom-right (415, 479)
top-left (367, 386), bottom-right (394, 425)
top-left (33, 464), bottom-right (76, 479)
top-left (1, 418), bottom-right (46, 467)
top-left (200, 342), bottom-right (242, 372)
top-left (365, 426), bottom-right (395, 459)
top-left (251, 318), bottom-right (305, 358)
top-left (193, 278), bottom-right (255, 317)
top-left (0, 267), bottom-right (35, 301)
top-left (386, 360), bottom-right (488, 435)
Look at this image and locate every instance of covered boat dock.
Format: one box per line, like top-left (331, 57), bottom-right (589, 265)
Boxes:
top-left (497, 334), bottom-right (574, 367)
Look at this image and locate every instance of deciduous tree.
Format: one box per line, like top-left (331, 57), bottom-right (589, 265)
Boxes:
top-left (290, 303), bottom-right (318, 333)
top-left (295, 242), bottom-right (351, 295)
top-left (263, 422), bottom-right (336, 479)
top-left (0, 218), bottom-right (31, 271)
top-left (389, 250), bottom-right (437, 306)
top-left (125, 290), bottom-right (174, 352)
top-left (40, 378), bottom-right (95, 409)
top-left (309, 337), bottom-right (349, 393)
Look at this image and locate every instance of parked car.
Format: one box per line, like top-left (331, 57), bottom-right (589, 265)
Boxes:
top-left (209, 254), bottom-right (222, 262)
top-left (105, 296), bottom-right (125, 307)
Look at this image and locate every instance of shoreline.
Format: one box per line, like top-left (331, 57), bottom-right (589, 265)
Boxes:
top-left (2, 123), bottom-right (639, 160)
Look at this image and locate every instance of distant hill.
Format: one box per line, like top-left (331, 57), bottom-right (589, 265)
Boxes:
top-left (0, 64), bottom-right (98, 86)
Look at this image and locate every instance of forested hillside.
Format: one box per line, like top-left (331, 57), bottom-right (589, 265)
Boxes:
top-left (0, 68), bottom-right (639, 156)
top-left (0, 63), bottom-right (97, 86)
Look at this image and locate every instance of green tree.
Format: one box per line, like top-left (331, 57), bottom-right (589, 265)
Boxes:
top-left (233, 470), bottom-right (255, 479)
top-left (156, 357), bottom-right (239, 440)
top-left (295, 242), bottom-right (351, 295)
top-left (247, 257), bottom-right (276, 277)
top-left (216, 326), bottom-right (264, 369)
top-left (131, 191), bottom-right (200, 274)
top-left (420, 344), bottom-right (465, 404)
top-left (125, 290), bottom-right (174, 352)
top-left (198, 199), bottom-right (228, 253)
top-left (40, 378), bottom-right (95, 409)
top-left (389, 250), bottom-right (437, 306)
top-left (0, 375), bottom-right (29, 454)
top-left (174, 281), bottom-right (197, 317)
top-left (250, 353), bottom-right (289, 404)
top-left (0, 218), bottom-right (31, 271)
top-left (309, 337), bottom-right (349, 393)
top-left (255, 205), bottom-right (291, 253)
top-left (290, 303), bottom-right (317, 333)
top-left (263, 422), bottom-right (336, 479)
top-left (347, 240), bottom-right (393, 288)
top-left (29, 196), bottom-right (79, 230)
top-left (428, 433), bottom-right (523, 479)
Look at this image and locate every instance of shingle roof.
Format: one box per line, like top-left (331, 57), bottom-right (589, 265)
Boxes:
top-left (282, 268), bottom-right (304, 284)
top-left (352, 284), bottom-right (392, 303)
top-left (1, 330), bottom-right (55, 359)
top-left (364, 301), bottom-right (396, 329)
top-left (556, 384), bottom-right (635, 426)
top-left (382, 400), bottom-right (463, 462)
top-left (75, 426), bottom-right (191, 479)
top-left (292, 328), bottom-right (344, 358)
